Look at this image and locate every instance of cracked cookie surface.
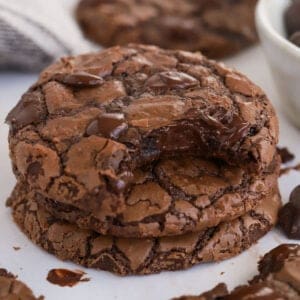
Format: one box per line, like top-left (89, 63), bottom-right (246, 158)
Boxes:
top-left (8, 182), bottom-right (280, 276)
top-left (38, 154), bottom-right (280, 237)
top-left (6, 45), bottom-right (279, 224)
top-left (76, 0), bottom-right (258, 58)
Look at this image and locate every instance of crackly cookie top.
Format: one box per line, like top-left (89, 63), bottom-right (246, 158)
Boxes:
top-left (76, 0), bottom-right (257, 58)
top-left (41, 155), bottom-right (280, 237)
top-left (6, 44), bottom-right (278, 217)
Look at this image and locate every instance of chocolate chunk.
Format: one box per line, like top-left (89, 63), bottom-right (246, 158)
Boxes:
top-left (290, 31), bottom-right (300, 47)
top-left (54, 71), bottom-right (103, 86)
top-left (277, 147), bottom-right (295, 164)
top-left (278, 185), bottom-right (300, 239)
top-left (145, 71), bottom-right (198, 90)
top-left (86, 113), bottom-right (128, 139)
top-left (154, 111), bottom-right (250, 158)
top-left (46, 269), bottom-right (89, 287)
top-left (5, 91), bottom-right (45, 130)
top-left (285, 1), bottom-right (300, 36)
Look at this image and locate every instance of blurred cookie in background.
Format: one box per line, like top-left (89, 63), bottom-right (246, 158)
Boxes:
top-left (76, 0), bottom-right (258, 58)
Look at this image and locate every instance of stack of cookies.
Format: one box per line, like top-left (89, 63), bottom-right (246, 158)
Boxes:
top-left (6, 44), bottom-right (281, 276)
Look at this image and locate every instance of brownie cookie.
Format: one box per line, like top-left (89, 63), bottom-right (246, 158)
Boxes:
top-left (0, 268), bottom-right (44, 300)
top-left (37, 155), bottom-right (280, 237)
top-left (172, 244), bottom-right (300, 299)
top-left (6, 45), bottom-right (279, 223)
top-left (8, 182), bottom-right (280, 276)
top-left (76, 0), bottom-right (258, 58)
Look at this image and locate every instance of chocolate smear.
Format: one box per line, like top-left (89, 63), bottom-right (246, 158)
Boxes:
top-left (46, 269), bottom-right (90, 287)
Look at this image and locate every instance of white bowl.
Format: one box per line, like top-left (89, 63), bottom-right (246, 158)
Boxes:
top-left (256, 0), bottom-right (300, 128)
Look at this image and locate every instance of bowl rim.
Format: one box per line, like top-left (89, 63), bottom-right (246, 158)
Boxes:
top-left (256, 0), bottom-right (300, 58)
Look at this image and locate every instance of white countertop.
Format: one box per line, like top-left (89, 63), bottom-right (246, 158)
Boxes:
top-left (0, 45), bottom-right (299, 300)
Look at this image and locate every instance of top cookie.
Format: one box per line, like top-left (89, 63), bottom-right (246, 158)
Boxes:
top-left (6, 44), bottom-right (278, 218)
top-left (76, 0), bottom-right (258, 58)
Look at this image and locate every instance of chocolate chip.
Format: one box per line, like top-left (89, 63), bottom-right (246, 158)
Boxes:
top-left (5, 91), bottom-right (45, 130)
top-left (86, 113), bottom-right (128, 139)
top-left (285, 1), bottom-right (300, 36)
top-left (27, 162), bottom-right (44, 179)
top-left (290, 31), bottom-right (300, 47)
top-left (277, 147), bottom-right (295, 164)
top-left (54, 72), bottom-right (103, 86)
top-left (145, 71), bottom-right (198, 90)
top-left (85, 119), bottom-right (99, 136)
top-left (278, 185), bottom-right (300, 240)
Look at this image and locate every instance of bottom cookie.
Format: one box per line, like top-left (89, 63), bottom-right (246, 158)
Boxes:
top-left (8, 183), bottom-right (281, 276)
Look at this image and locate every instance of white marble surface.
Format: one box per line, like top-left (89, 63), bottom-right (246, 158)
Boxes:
top-left (0, 46), bottom-right (299, 300)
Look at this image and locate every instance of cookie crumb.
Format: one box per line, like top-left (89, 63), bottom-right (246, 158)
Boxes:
top-left (13, 246), bottom-right (21, 251)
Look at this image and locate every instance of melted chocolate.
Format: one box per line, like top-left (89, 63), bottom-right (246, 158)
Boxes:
top-left (86, 113), bottom-right (128, 139)
top-left (145, 71), bottom-right (199, 90)
top-left (142, 111), bottom-right (250, 164)
top-left (54, 72), bottom-right (103, 86)
top-left (46, 269), bottom-right (89, 287)
top-left (5, 91), bottom-right (45, 130)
